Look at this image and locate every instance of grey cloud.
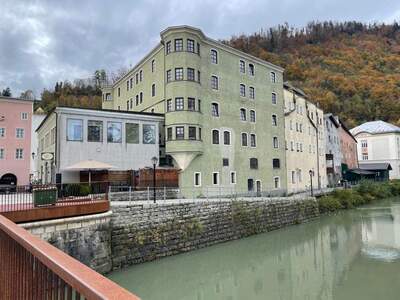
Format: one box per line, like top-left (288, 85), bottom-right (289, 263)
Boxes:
top-left (0, 0), bottom-right (399, 98)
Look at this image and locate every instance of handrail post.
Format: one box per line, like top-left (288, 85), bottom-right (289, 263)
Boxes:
top-left (147, 187), bottom-right (150, 202)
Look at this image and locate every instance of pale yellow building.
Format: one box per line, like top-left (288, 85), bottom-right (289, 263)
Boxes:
top-left (284, 83), bottom-right (327, 194)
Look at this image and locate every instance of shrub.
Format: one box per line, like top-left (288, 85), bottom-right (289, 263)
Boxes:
top-left (79, 184), bottom-right (91, 196)
top-left (318, 196), bottom-right (342, 213)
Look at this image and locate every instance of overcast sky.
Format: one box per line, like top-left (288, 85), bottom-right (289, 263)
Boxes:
top-left (1, 0), bottom-right (399, 98)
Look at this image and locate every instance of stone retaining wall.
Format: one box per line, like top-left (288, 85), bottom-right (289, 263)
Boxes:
top-left (110, 197), bottom-right (319, 271)
top-left (21, 211), bottom-right (113, 274)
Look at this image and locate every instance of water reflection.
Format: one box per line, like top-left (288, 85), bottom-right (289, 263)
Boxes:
top-left (109, 202), bottom-right (400, 300)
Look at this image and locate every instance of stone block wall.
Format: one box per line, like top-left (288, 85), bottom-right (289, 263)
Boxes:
top-left (110, 197), bottom-right (319, 271)
top-left (21, 211), bottom-right (113, 274)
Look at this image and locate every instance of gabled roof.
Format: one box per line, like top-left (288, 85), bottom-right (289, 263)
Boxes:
top-left (324, 113), bottom-right (340, 128)
top-left (359, 162), bottom-right (392, 171)
top-left (283, 82), bottom-right (307, 98)
top-left (350, 120), bottom-right (400, 136)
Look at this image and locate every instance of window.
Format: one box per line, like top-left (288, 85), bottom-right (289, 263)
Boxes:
top-left (139, 70), bottom-right (143, 82)
top-left (240, 108), bottom-right (246, 121)
top-left (249, 87), bottom-right (255, 99)
top-left (135, 73), bottom-right (139, 84)
top-left (0, 128), bottom-right (4, 137)
top-left (230, 171), bottom-right (236, 184)
top-left (361, 140), bottom-right (368, 148)
top-left (291, 171), bottom-right (296, 184)
top-left (291, 141), bottom-right (294, 151)
top-left (175, 97), bottom-right (184, 110)
top-left (199, 127), bottom-right (202, 140)
top-left (175, 126), bottom-right (184, 140)
top-left (272, 93), bottom-right (277, 104)
top-left (194, 172), bottom-right (201, 187)
top-left (134, 95), bottom-right (138, 106)
top-left (126, 80), bottom-right (129, 91)
top-left (212, 172), bottom-right (219, 185)
top-left (166, 127), bottom-right (173, 140)
top-left (240, 60), bottom-right (245, 73)
top-left (274, 177), bottom-right (280, 189)
top-left (197, 42), bottom-right (200, 54)
top-left (249, 63), bottom-right (255, 76)
top-left (241, 133), bottom-right (248, 146)
top-left (126, 123), bottom-right (139, 144)
top-left (107, 122), bottom-right (122, 143)
top-left (210, 49), bottom-right (218, 64)
top-left (67, 119), bottom-right (83, 141)
top-left (270, 72), bottom-right (276, 83)
top-left (189, 126), bottom-right (196, 140)
top-left (87, 121), bottom-right (103, 142)
top-left (166, 70), bottom-right (172, 82)
top-left (273, 137), bottom-right (279, 148)
top-left (130, 98), bottom-right (133, 109)
top-left (151, 59), bottom-right (155, 72)
top-left (211, 103), bottom-right (219, 117)
top-left (175, 68), bottom-right (183, 80)
top-left (21, 112), bottom-right (28, 120)
top-left (118, 87), bottom-right (120, 97)
top-left (272, 114), bottom-right (277, 126)
top-left (187, 39), bottom-right (195, 52)
top-left (166, 41), bottom-right (171, 54)
top-left (223, 158), bottom-right (229, 166)
top-left (187, 68), bottom-right (195, 81)
top-left (126, 100), bottom-right (129, 110)
top-left (240, 84), bottom-right (246, 97)
top-left (143, 124), bottom-right (156, 144)
top-left (250, 158), bottom-right (258, 169)
top-left (250, 134), bottom-right (256, 147)
top-left (248, 179), bottom-right (254, 191)
top-left (0, 148), bottom-right (3, 159)
top-left (140, 92), bottom-right (143, 103)
top-left (15, 148), bottom-right (23, 160)
top-left (362, 154), bottom-right (368, 160)
top-left (198, 99), bottom-right (201, 112)
top-left (175, 39), bottom-right (183, 51)
top-left (197, 70), bottom-right (201, 83)
top-left (273, 159), bottom-right (280, 169)
top-left (212, 129), bottom-right (219, 144)
top-left (250, 110), bottom-right (256, 123)
top-left (224, 131), bottom-right (230, 145)
top-left (16, 128), bottom-right (24, 138)
top-left (188, 98), bottom-right (195, 111)
top-left (211, 76), bottom-right (218, 90)
top-left (151, 84), bottom-right (156, 97)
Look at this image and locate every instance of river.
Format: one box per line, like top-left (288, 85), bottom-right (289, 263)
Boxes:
top-left (108, 199), bottom-right (400, 300)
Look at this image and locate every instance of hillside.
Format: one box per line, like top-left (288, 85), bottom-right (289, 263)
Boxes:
top-left (226, 21), bottom-right (400, 128)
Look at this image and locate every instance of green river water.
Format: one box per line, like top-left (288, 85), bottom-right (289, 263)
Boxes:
top-left (109, 200), bottom-right (400, 300)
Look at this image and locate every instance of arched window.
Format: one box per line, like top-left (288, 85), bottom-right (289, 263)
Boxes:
top-left (273, 136), bottom-right (279, 148)
top-left (272, 92), bottom-right (277, 104)
top-left (270, 71), bottom-right (276, 83)
top-left (223, 131), bottom-right (230, 145)
top-left (249, 63), bottom-right (255, 76)
top-left (272, 114), bottom-right (277, 126)
top-left (212, 129), bottom-right (219, 144)
top-left (241, 133), bottom-right (248, 146)
top-left (210, 49), bottom-right (218, 64)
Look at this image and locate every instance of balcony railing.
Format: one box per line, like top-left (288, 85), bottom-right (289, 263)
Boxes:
top-left (0, 214), bottom-right (139, 299)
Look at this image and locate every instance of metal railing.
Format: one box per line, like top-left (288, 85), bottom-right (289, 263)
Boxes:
top-left (0, 214), bottom-right (139, 299)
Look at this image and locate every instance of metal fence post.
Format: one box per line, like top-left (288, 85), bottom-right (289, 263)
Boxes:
top-left (164, 186), bottom-right (166, 201)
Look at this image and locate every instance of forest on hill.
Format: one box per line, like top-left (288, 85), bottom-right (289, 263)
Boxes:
top-left (226, 21), bottom-right (400, 128)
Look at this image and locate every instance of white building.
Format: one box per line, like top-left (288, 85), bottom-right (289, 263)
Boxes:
top-left (351, 120), bottom-right (400, 179)
top-left (30, 108), bottom-right (46, 182)
top-left (36, 107), bottom-right (164, 184)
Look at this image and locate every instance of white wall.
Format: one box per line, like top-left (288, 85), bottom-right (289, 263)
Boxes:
top-left (30, 113), bottom-right (46, 180)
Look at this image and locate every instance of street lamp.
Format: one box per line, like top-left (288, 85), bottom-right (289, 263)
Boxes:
top-left (151, 156), bottom-right (158, 203)
top-left (309, 170), bottom-right (314, 197)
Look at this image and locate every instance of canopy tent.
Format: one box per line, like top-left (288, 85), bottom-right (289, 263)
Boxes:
top-left (65, 160), bottom-right (116, 185)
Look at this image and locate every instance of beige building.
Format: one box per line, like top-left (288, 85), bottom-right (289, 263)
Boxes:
top-left (284, 83), bottom-right (327, 194)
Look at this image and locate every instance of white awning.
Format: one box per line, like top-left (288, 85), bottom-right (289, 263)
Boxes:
top-left (65, 160), bottom-right (116, 170)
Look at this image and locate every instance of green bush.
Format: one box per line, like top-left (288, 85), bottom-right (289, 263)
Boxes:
top-left (79, 184), bottom-right (91, 196)
top-left (318, 196), bottom-right (342, 213)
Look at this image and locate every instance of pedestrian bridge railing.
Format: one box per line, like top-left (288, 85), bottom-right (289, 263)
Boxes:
top-left (0, 214), bottom-right (139, 300)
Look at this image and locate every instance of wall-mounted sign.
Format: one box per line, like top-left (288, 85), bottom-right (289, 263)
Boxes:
top-left (41, 152), bottom-right (54, 161)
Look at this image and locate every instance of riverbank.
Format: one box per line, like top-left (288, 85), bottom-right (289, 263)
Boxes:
top-left (318, 180), bottom-right (400, 213)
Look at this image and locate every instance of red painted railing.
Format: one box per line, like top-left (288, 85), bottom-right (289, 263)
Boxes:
top-left (0, 215), bottom-right (140, 300)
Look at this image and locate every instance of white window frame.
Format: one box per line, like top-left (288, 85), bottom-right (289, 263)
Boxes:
top-left (250, 110), bottom-right (256, 123)
top-left (16, 128), bottom-right (24, 139)
top-left (211, 74), bottom-right (219, 90)
top-left (0, 148), bottom-right (4, 159)
top-left (240, 108), bottom-right (247, 122)
top-left (21, 112), bottom-right (28, 120)
top-left (15, 148), bottom-right (23, 160)
top-left (211, 102), bottom-right (220, 117)
top-left (273, 136), bottom-right (279, 149)
top-left (249, 86), bottom-right (255, 99)
top-left (239, 60), bottom-right (246, 74)
top-left (239, 83), bottom-right (246, 97)
top-left (250, 133), bottom-right (257, 148)
top-left (270, 71), bottom-right (276, 83)
top-left (194, 172), bottom-right (202, 187)
top-left (248, 63), bottom-right (255, 76)
top-left (211, 128), bottom-right (220, 145)
top-left (0, 127), bottom-right (5, 138)
top-left (241, 132), bottom-right (248, 147)
top-left (272, 114), bottom-right (277, 126)
top-left (272, 92), bottom-right (277, 105)
top-left (230, 171), bottom-right (237, 184)
top-left (212, 172), bottom-right (220, 185)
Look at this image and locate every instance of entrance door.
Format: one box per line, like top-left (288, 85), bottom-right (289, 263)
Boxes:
top-left (256, 180), bottom-right (261, 197)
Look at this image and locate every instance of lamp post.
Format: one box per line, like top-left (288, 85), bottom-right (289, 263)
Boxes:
top-left (151, 156), bottom-right (158, 203)
top-left (309, 170), bottom-right (314, 197)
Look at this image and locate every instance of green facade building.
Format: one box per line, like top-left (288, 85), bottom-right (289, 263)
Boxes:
top-left (102, 25), bottom-right (287, 196)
